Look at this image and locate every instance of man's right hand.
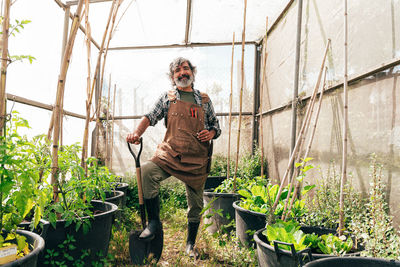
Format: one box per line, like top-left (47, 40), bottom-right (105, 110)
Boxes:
top-left (126, 133), bottom-right (141, 144)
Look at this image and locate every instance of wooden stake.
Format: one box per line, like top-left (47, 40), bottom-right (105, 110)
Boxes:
top-left (82, 0), bottom-right (119, 169)
top-left (284, 67), bottom-right (328, 220)
top-left (227, 32), bottom-right (235, 180)
top-left (233, 0), bottom-right (247, 192)
top-left (259, 17), bottom-right (268, 179)
top-left (0, 0), bottom-right (10, 136)
top-left (105, 74), bottom-right (111, 166)
top-left (93, 0), bottom-right (121, 160)
top-left (81, 0), bottom-right (91, 171)
top-left (281, 64), bottom-right (325, 220)
top-left (51, 0), bottom-right (85, 202)
top-left (110, 85), bottom-right (116, 170)
top-left (271, 40), bottom-right (330, 214)
top-left (339, 0), bottom-right (348, 236)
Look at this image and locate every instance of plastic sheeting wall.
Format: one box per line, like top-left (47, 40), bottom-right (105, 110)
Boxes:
top-left (261, 0), bottom-right (400, 225)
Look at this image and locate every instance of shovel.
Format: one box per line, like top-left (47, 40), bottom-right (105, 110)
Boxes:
top-left (127, 139), bottom-right (163, 265)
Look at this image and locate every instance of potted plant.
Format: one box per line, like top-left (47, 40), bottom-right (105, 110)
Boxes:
top-left (234, 180), bottom-right (313, 248)
top-left (203, 150), bottom-right (267, 234)
top-left (254, 220), bottom-right (358, 267)
top-left (38, 143), bottom-right (118, 266)
top-left (0, 112), bottom-right (46, 266)
top-left (204, 154), bottom-right (232, 190)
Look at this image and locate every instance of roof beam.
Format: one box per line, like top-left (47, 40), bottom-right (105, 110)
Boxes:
top-left (66, 0), bottom-right (112, 6)
top-left (184, 0), bottom-right (192, 45)
top-left (6, 93), bottom-right (86, 119)
top-left (53, 0), bottom-right (101, 50)
top-left (108, 41), bottom-right (256, 51)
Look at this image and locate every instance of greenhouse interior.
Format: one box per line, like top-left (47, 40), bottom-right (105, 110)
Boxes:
top-left (1, 0), bottom-right (400, 266)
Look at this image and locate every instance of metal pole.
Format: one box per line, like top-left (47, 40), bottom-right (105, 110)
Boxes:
top-left (252, 44), bottom-right (262, 154)
top-left (289, 0), bottom-right (303, 175)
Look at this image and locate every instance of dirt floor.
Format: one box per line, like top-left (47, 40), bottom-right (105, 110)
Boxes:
top-left (109, 208), bottom-right (257, 266)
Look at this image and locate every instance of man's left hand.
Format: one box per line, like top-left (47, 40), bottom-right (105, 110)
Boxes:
top-left (197, 129), bottom-right (216, 142)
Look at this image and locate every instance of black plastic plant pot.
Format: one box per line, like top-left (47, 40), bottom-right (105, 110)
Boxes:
top-left (38, 200), bottom-right (118, 266)
top-left (1, 229), bottom-right (45, 267)
top-left (233, 200), bottom-right (266, 248)
top-left (204, 176), bottom-right (227, 190)
top-left (254, 226), bottom-right (361, 267)
top-left (203, 189), bottom-right (239, 234)
top-left (113, 182), bottom-right (129, 207)
top-left (105, 190), bottom-right (125, 208)
top-left (303, 257), bottom-right (400, 267)
top-left (18, 219), bottom-right (50, 240)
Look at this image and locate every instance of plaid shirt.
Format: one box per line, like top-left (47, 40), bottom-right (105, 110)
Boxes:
top-left (145, 88), bottom-right (221, 139)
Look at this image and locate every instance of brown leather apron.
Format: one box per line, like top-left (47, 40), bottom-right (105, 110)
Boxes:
top-left (151, 98), bottom-right (210, 190)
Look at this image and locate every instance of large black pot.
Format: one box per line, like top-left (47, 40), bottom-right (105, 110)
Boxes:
top-left (304, 257), bottom-right (400, 267)
top-left (38, 200), bottom-right (118, 266)
top-left (18, 219), bottom-right (50, 240)
top-left (105, 190), bottom-right (125, 208)
top-left (254, 226), bottom-right (360, 267)
top-left (1, 230), bottom-right (45, 267)
top-left (233, 200), bottom-right (266, 248)
top-left (204, 176), bottom-right (227, 190)
top-left (113, 182), bottom-right (128, 207)
top-left (203, 189), bottom-right (239, 234)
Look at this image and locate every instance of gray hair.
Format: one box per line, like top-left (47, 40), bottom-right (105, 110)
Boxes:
top-left (168, 57), bottom-right (197, 86)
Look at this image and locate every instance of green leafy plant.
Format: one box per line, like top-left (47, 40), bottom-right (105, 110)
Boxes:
top-left (44, 144), bottom-right (116, 233)
top-left (238, 182), bottom-right (313, 219)
top-left (264, 220), bottom-right (353, 255)
top-left (0, 112), bottom-right (50, 258)
top-left (213, 176), bottom-right (266, 193)
top-left (300, 161), bottom-right (365, 229)
top-left (349, 155), bottom-right (400, 260)
top-left (316, 234), bottom-right (353, 255)
top-left (0, 18), bottom-right (36, 65)
top-left (265, 220), bottom-right (308, 251)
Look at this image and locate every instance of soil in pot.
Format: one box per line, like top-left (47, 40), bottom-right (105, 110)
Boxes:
top-left (203, 189), bottom-right (239, 234)
top-left (38, 200), bottom-right (118, 266)
top-left (1, 230), bottom-right (45, 267)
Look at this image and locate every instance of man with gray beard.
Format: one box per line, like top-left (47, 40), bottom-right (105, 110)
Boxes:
top-left (127, 57), bottom-right (221, 258)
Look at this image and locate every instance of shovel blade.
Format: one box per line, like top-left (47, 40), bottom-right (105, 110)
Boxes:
top-left (129, 228), bottom-right (164, 265)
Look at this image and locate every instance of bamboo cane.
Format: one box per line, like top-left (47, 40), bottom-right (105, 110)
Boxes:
top-left (105, 74), bottom-right (111, 167)
top-left (227, 32), bottom-right (235, 180)
top-left (51, 0), bottom-right (85, 202)
top-left (0, 0), bottom-right (10, 136)
top-left (110, 84), bottom-right (116, 170)
top-left (339, 0), bottom-right (348, 236)
top-left (48, 7), bottom-right (70, 141)
top-left (93, 0), bottom-right (121, 160)
top-left (283, 67), bottom-right (328, 220)
top-left (233, 0), bottom-right (247, 192)
top-left (82, 0), bottom-right (118, 168)
top-left (259, 17), bottom-right (268, 179)
top-left (281, 62), bottom-right (326, 221)
top-left (80, 0), bottom-right (91, 170)
top-left (271, 40), bottom-right (330, 214)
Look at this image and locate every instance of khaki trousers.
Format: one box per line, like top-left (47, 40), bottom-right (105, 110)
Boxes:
top-left (141, 161), bottom-right (204, 223)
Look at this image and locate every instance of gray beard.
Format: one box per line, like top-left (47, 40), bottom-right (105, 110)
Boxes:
top-left (175, 75), bottom-right (194, 88)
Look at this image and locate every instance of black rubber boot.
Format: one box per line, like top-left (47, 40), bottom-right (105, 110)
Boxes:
top-left (185, 221), bottom-right (200, 258)
top-left (139, 195), bottom-right (161, 241)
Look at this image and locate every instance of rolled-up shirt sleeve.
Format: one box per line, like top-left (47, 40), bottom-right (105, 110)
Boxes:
top-left (144, 93), bottom-right (167, 126)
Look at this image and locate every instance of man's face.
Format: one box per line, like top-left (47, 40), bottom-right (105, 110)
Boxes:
top-left (173, 61), bottom-right (194, 88)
